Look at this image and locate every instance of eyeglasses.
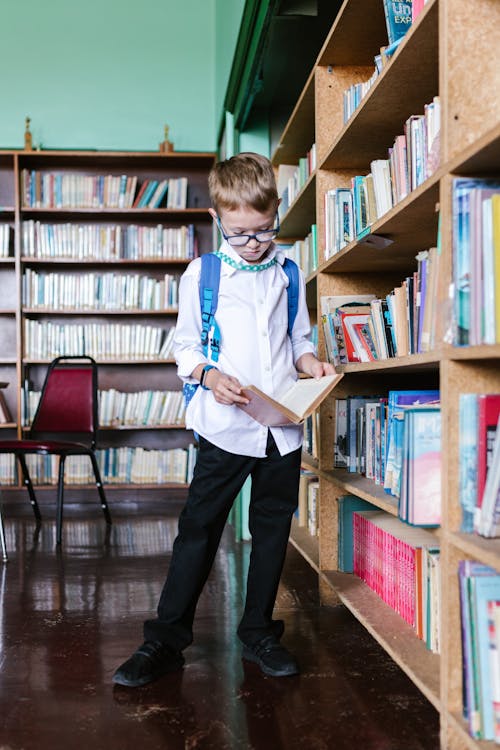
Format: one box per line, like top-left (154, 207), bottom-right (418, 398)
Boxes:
top-left (216, 214), bottom-right (280, 247)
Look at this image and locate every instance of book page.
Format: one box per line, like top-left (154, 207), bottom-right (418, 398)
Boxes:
top-left (279, 375), bottom-right (339, 418)
top-left (238, 374), bottom-right (343, 427)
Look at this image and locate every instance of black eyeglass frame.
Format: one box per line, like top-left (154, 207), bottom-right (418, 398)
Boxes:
top-left (216, 213), bottom-right (280, 247)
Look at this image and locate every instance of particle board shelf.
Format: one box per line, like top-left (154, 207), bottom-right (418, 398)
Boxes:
top-left (290, 517), bottom-right (320, 572)
top-left (321, 569), bottom-right (441, 710)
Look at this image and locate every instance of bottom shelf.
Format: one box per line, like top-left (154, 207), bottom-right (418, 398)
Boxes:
top-left (289, 519), bottom-right (441, 712)
top-left (321, 570), bottom-right (440, 711)
top-left (446, 711), bottom-right (494, 750)
top-left (289, 517), bottom-right (319, 571)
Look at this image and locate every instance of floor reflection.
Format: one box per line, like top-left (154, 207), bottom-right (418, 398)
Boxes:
top-left (0, 506), bottom-right (440, 749)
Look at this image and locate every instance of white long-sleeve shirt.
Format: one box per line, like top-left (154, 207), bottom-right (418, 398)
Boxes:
top-left (173, 241), bottom-right (316, 457)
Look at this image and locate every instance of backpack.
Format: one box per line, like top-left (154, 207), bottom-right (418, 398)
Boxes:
top-left (182, 252), bottom-right (300, 408)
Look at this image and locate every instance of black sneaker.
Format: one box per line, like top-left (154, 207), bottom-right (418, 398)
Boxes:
top-left (112, 641), bottom-right (184, 687)
top-left (242, 635), bottom-right (299, 677)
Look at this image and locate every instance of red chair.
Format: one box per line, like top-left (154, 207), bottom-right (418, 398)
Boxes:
top-left (0, 356), bottom-right (112, 546)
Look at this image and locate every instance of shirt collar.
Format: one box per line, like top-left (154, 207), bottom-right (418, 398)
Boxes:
top-left (218, 240), bottom-right (285, 275)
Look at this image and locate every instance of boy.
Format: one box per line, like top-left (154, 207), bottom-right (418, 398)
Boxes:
top-left (113, 152), bottom-right (335, 687)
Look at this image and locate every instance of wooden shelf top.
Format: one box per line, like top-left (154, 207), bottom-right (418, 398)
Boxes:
top-left (448, 123), bottom-right (500, 177)
top-left (278, 173), bottom-right (316, 238)
top-left (337, 351), bottom-right (441, 375)
top-left (317, 0), bottom-right (388, 66)
top-left (320, 0), bottom-right (438, 171)
top-left (322, 570), bottom-right (441, 710)
top-left (323, 468), bottom-right (400, 515)
top-left (21, 257), bottom-right (192, 266)
top-left (319, 170), bottom-right (441, 273)
top-left (16, 150), bottom-right (216, 168)
top-left (23, 308), bottom-right (179, 316)
top-left (98, 424), bottom-right (186, 431)
top-left (23, 358), bottom-right (176, 365)
top-left (448, 531), bottom-right (500, 571)
top-left (20, 207), bottom-right (211, 217)
top-left (301, 451), bottom-right (319, 472)
top-left (290, 518), bottom-right (320, 572)
top-left (272, 72), bottom-right (315, 166)
top-left (445, 342), bottom-right (500, 362)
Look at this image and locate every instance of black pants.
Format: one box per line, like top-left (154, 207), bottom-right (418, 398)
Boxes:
top-left (143, 431), bottom-right (301, 651)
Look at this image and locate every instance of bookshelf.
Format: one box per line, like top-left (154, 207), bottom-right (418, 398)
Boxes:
top-left (0, 149), bottom-right (215, 494)
top-left (272, 0), bottom-right (500, 747)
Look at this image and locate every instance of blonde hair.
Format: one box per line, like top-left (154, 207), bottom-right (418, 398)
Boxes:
top-left (208, 152), bottom-right (279, 214)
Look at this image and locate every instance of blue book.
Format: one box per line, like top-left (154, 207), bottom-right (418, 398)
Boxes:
top-left (338, 495), bottom-right (376, 572)
top-left (384, 390), bottom-right (440, 495)
top-left (471, 571), bottom-right (500, 739)
top-left (400, 407), bottom-right (441, 526)
top-left (382, 0), bottom-right (413, 46)
top-left (458, 561), bottom-right (499, 737)
top-left (459, 394), bottom-right (479, 533)
top-left (138, 180), bottom-right (159, 208)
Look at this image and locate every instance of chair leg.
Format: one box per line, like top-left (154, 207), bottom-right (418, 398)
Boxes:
top-left (90, 453), bottom-right (112, 526)
top-left (17, 454), bottom-right (42, 523)
top-left (56, 455), bottom-right (66, 546)
top-left (0, 504), bottom-right (7, 562)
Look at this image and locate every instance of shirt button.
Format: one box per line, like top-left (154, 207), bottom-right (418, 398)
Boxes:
top-left (265, 366), bottom-right (271, 371)
top-left (262, 331), bottom-right (267, 337)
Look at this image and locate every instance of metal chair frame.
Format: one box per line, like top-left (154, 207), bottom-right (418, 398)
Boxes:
top-left (0, 356), bottom-right (112, 547)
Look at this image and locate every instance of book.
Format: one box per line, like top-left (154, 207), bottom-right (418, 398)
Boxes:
top-left (476, 412), bottom-right (500, 538)
top-left (237, 374), bottom-right (343, 427)
top-left (338, 495), bottom-right (377, 572)
top-left (475, 394), bottom-right (500, 530)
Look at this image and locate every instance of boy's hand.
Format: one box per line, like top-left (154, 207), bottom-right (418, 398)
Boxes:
top-left (205, 368), bottom-right (250, 406)
top-left (296, 353), bottom-right (336, 379)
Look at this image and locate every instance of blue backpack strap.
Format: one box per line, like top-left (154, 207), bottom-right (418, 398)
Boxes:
top-left (199, 252), bottom-right (221, 362)
top-left (282, 257), bottom-right (299, 337)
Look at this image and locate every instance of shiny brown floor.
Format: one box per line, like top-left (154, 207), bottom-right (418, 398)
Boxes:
top-left (0, 499), bottom-right (440, 750)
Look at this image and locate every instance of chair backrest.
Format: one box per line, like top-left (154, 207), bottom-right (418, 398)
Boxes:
top-left (31, 357), bottom-right (99, 445)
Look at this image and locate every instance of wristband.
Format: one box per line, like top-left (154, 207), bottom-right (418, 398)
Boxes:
top-left (200, 364), bottom-right (217, 390)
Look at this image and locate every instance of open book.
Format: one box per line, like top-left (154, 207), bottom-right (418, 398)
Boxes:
top-left (237, 374), bottom-right (343, 427)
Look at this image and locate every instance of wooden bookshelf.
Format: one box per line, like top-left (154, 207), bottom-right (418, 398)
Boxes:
top-left (0, 149), bottom-right (215, 493)
top-left (272, 1), bottom-right (500, 747)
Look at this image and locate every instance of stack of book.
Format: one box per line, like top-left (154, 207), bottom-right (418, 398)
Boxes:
top-left (277, 145), bottom-right (316, 219)
top-left (459, 393), bottom-right (500, 538)
top-left (334, 389), bottom-right (441, 526)
top-left (0, 224), bottom-right (11, 257)
top-left (452, 179), bottom-right (500, 347)
top-left (23, 445), bottom-right (197, 486)
top-left (320, 254), bottom-right (440, 365)
top-left (23, 270), bottom-right (181, 311)
top-left (353, 509), bottom-right (440, 651)
top-left (98, 388), bottom-right (185, 427)
top-left (23, 320), bottom-right (176, 361)
top-left (458, 561), bottom-right (500, 742)
top-left (324, 97), bottom-right (440, 258)
top-left (22, 221), bottom-right (198, 260)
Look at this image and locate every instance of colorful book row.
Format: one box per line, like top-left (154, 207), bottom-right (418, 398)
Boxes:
top-left (458, 560), bottom-right (500, 742)
top-left (353, 509), bottom-right (440, 651)
top-left (22, 270), bottom-right (181, 311)
top-left (22, 221), bottom-right (198, 261)
top-left (23, 320), bottom-right (176, 360)
top-left (324, 97), bottom-right (440, 258)
top-left (334, 390), bottom-right (441, 526)
top-left (21, 170), bottom-right (190, 210)
top-left (0, 445), bottom-right (197, 485)
top-left (459, 393), bottom-right (500, 539)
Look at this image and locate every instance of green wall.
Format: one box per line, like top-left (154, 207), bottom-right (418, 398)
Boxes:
top-left (0, 0), bottom-right (243, 152)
